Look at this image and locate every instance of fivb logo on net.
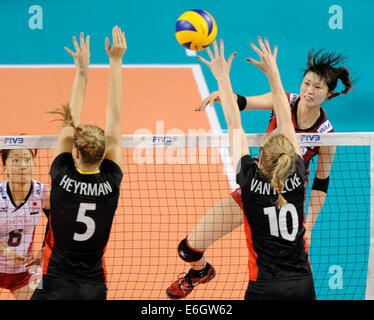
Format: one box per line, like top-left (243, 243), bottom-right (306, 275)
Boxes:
top-left (300, 134), bottom-right (321, 143)
top-left (2, 137), bottom-right (25, 146)
top-left (133, 121), bottom-right (228, 166)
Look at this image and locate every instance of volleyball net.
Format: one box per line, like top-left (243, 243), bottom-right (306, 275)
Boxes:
top-left (0, 132), bottom-right (372, 300)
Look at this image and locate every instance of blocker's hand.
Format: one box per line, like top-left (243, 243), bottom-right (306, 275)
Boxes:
top-left (64, 32), bottom-right (90, 79)
top-left (198, 39), bottom-right (236, 81)
top-left (105, 25), bottom-right (127, 60)
top-left (246, 36), bottom-right (279, 79)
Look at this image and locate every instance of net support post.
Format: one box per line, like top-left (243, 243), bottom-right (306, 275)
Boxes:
top-left (366, 135), bottom-right (374, 300)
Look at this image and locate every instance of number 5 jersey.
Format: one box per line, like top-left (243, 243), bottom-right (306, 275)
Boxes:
top-left (43, 153), bottom-right (123, 283)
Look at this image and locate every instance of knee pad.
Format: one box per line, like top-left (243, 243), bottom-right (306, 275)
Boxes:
top-left (178, 238), bottom-right (204, 262)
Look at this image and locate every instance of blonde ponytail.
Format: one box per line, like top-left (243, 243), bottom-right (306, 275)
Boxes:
top-left (271, 153), bottom-right (292, 208)
top-left (260, 134), bottom-right (297, 208)
top-left (46, 103), bottom-right (75, 127)
top-left (47, 103), bottom-right (106, 165)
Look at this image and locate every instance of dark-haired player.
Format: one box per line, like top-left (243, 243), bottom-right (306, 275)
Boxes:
top-left (0, 148), bottom-right (49, 299)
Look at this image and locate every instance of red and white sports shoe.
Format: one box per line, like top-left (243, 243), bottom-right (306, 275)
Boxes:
top-left (166, 263), bottom-right (216, 299)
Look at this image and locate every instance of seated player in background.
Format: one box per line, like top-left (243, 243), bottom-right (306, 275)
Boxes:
top-left (194, 37), bottom-right (315, 299)
top-left (31, 26), bottom-right (126, 300)
top-left (166, 40), bottom-right (353, 299)
top-left (0, 147), bottom-right (49, 299)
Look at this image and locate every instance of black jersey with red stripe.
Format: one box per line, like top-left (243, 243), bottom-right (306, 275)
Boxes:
top-left (236, 154), bottom-right (312, 281)
top-left (266, 93), bottom-right (334, 168)
top-left (43, 153), bottom-right (123, 283)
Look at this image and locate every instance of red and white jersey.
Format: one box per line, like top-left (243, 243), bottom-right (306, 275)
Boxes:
top-left (266, 93), bottom-right (334, 165)
top-left (0, 180), bottom-right (47, 274)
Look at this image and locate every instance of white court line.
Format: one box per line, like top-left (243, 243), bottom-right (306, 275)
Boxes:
top-left (0, 64), bottom-right (201, 69)
top-left (185, 49), bottom-right (197, 57)
top-left (191, 64), bottom-right (238, 191)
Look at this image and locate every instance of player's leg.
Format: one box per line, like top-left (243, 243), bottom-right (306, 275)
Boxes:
top-left (8, 271), bottom-right (41, 300)
top-left (166, 195), bottom-right (243, 299)
top-left (187, 194), bottom-right (244, 253)
top-left (13, 284), bottom-right (35, 300)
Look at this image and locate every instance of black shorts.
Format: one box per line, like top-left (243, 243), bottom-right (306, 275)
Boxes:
top-left (245, 275), bottom-right (316, 300)
top-left (30, 274), bottom-right (107, 300)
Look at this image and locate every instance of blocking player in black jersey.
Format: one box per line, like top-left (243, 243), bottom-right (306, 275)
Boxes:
top-left (188, 37), bottom-right (314, 300)
top-left (31, 26), bottom-right (126, 300)
top-left (167, 42), bottom-right (352, 299)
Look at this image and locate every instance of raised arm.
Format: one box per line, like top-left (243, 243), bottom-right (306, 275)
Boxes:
top-left (195, 90), bottom-right (273, 112)
top-left (247, 37), bottom-right (301, 156)
top-left (104, 26), bottom-right (127, 170)
top-left (53, 33), bottom-right (90, 160)
top-left (198, 40), bottom-right (248, 173)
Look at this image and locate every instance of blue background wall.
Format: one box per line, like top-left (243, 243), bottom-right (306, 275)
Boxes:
top-left (1, 0), bottom-right (373, 133)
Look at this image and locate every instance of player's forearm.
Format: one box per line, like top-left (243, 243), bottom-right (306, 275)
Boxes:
top-left (217, 75), bottom-right (248, 167)
top-left (306, 189), bottom-right (327, 231)
top-left (217, 76), bottom-right (241, 129)
top-left (69, 71), bottom-right (87, 126)
top-left (107, 58), bottom-right (123, 121)
top-left (267, 73), bottom-right (292, 130)
top-left (243, 92), bottom-right (274, 111)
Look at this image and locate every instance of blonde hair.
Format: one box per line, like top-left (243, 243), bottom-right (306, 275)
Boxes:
top-left (48, 104), bottom-right (106, 165)
top-left (260, 133), bottom-right (297, 208)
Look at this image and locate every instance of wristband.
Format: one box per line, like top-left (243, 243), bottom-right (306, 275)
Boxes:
top-left (312, 176), bottom-right (329, 193)
top-left (236, 93), bottom-right (247, 111)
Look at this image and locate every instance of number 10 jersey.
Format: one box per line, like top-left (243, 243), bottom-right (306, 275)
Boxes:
top-left (236, 154), bottom-right (312, 282)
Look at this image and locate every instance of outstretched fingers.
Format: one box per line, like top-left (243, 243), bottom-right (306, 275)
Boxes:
top-left (272, 44), bottom-right (278, 59)
top-left (72, 35), bottom-right (80, 53)
top-left (250, 40), bottom-right (263, 58)
top-left (197, 55), bottom-right (210, 66)
top-left (105, 37), bottom-right (110, 53)
top-left (219, 39), bottom-right (224, 58)
top-left (85, 34), bottom-right (90, 52)
top-left (206, 45), bottom-right (214, 61)
top-left (227, 51), bottom-right (237, 70)
top-left (65, 32), bottom-right (89, 57)
top-left (80, 32), bottom-right (85, 50)
top-left (64, 46), bottom-right (75, 56)
top-left (213, 39), bottom-right (219, 57)
top-left (257, 36), bottom-right (268, 54)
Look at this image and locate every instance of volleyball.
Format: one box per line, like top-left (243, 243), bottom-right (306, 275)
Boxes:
top-left (175, 9), bottom-right (218, 51)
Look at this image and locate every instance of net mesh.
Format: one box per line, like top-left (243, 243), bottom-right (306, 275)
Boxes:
top-left (0, 133), bottom-right (371, 300)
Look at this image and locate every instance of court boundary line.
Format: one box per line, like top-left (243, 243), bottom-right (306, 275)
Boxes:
top-left (0, 64), bottom-right (202, 69)
top-left (190, 64), bottom-right (238, 190)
